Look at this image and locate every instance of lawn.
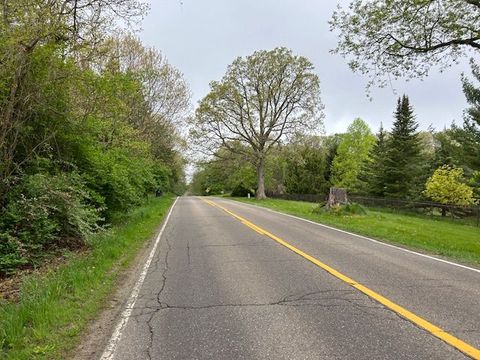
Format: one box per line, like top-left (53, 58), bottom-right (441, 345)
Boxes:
top-left (0, 195), bottom-right (175, 360)
top-left (229, 197), bottom-right (480, 266)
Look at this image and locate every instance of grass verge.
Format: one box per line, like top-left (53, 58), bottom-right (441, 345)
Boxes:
top-left (229, 197), bottom-right (480, 266)
top-left (0, 195), bottom-right (175, 359)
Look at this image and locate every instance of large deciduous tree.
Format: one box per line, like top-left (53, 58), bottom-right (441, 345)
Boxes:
top-left (191, 48), bottom-right (323, 199)
top-left (330, 0), bottom-right (480, 88)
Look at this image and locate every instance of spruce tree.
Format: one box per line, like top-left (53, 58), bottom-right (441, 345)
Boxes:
top-left (460, 60), bottom-right (480, 171)
top-left (383, 95), bottom-right (422, 198)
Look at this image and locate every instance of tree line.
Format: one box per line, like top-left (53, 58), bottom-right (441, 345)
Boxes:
top-left (191, 83), bottom-right (479, 206)
top-left (0, 1), bottom-right (190, 274)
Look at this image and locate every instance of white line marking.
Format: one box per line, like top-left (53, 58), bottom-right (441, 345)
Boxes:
top-left (100, 197), bottom-right (179, 360)
top-left (223, 198), bottom-right (480, 275)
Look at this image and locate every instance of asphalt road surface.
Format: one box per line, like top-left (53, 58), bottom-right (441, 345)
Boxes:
top-left (101, 196), bottom-right (480, 360)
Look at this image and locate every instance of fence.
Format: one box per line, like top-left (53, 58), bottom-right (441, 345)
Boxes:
top-left (265, 191), bottom-right (480, 226)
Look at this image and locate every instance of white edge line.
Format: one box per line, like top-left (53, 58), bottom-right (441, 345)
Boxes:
top-left (222, 198), bottom-right (480, 275)
top-left (100, 197), bottom-right (179, 360)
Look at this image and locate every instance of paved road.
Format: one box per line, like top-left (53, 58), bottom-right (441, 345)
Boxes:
top-left (103, 196), bottom-right (480, 359)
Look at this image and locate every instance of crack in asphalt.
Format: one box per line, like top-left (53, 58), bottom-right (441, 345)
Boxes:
top-left (131, 289), bottom-right (383, 316)
top-left (145, 225), bottom-right (174, 360)
top-left (145, 311), bottom-right (155, 360)
top-left (186, 240), bottom-right (191, 266)
top-left (189, 243), bottom-right (273, 248)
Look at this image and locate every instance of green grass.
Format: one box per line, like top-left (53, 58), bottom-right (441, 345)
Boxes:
top-left (0, 195), bottom-right (175, 360)
top-left (229, 198), bottom-right (480, 266)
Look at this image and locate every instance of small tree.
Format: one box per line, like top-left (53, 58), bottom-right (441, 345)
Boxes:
top-left (424, 166), bottom-right (476, 213)
top-left (331, 118), bottom-right (376, 192)
top-left (191, 48), bottom-right (323, 199)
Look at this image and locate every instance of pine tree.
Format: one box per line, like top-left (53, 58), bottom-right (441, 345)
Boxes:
top-left (460, 60), bottom-right (480, 172)
top-left (358, 124), bottom-right (388, 196)
top-left (383, 95), bottom-right (422, 199)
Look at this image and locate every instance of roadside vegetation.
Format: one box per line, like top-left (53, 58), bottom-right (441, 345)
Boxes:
top-left (0, 195), bottom-right (175, 360)
top-left (0, 2), bottom-right (189, 275)
top-left (231, 198), bottom-right (480, 266)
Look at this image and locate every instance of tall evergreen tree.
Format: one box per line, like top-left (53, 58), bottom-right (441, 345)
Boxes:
top-left (459, 60), bottom-right (480, 172)
top-left (383, 96), bottom-right (422, 198)
top-left (358, 124), bottom-right (388, 196)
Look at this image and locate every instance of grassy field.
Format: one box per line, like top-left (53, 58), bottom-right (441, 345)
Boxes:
top-left (230, 198), bottom-right (480, 266)
top-left (0, 195), bottom-right (175, 360)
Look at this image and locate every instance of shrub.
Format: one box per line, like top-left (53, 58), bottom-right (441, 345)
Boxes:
top-left (424, 166), bottom-right (476, 206)
top-left (0, 234), bottom-right (28, 275)
top-left (0, 172), bottom-right (102, 274)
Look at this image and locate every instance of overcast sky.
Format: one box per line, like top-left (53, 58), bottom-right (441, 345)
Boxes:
top-left (139, 0), bottom-right (473, 134)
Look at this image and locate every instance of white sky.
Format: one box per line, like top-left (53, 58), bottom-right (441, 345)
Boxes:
top-left (139, 0), bottom-right (474, 135)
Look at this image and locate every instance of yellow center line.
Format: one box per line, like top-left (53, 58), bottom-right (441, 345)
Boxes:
top-left (201, 198), bottom-right (480, 360)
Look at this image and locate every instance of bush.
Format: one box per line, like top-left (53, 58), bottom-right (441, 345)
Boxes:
top-left (0, 172), bottom-right (102, 274)
top-left (0, 234), bottom-right (28, 274)
top-left (80, 146), bottom-right (156, 216)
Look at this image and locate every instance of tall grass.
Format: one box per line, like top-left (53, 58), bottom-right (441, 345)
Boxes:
top-left (0, 196), bottom-right (175, 359)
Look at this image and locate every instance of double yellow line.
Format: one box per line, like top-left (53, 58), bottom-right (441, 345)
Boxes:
top-left (202, 198), bottom-right (480, 359)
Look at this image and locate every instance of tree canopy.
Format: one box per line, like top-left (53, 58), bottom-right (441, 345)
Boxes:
top-left (330, 0), bottom-right (480, 88)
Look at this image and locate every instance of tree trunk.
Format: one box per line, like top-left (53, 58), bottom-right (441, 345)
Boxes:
top-left (256, 157), bottom-right (266, 199)
top-left (327, 187), bottom-right (348, 208)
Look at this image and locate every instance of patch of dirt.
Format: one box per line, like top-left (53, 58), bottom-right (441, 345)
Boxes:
top-left (0, 274), bottom-right (25, 302)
